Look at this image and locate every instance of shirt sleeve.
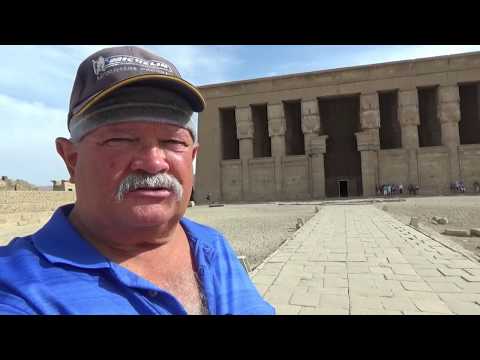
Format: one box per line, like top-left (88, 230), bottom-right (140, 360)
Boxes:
top-left (0, 289), bottom-right (35, 315)
top-left (209, 232), bottom-right (276, 315)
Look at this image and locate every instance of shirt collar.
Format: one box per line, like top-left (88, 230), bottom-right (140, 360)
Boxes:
top-left (32, 204), bottom-right (216, 270)
top-left (32, 204), bottom-right (111, 269)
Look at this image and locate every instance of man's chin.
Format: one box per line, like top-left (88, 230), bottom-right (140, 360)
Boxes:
top-left (119, 202), bottom-right (182, 227)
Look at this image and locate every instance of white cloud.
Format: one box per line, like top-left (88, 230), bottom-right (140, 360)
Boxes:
top-left (0, 94), bottom-right (70, 185)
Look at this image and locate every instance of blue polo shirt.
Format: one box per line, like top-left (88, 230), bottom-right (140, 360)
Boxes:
top-left (0, 204), bottom-right (275, 315)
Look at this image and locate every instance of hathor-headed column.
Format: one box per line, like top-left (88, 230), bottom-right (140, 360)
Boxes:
top-left (355, 92), bottom-right (380, 197)
top-left (438, 85), bottom-right (461, 183)
top-left (301, 99), bottom-right (325, 198)
top-left (398, 89), bottom-right (420, 187)
top-left (235, 106), bottom-right (254, 201)
top-left (267, 103), bottom-right (286, 196)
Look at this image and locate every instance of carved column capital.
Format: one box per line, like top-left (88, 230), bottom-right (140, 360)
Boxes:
top-left (301, 99), bottom-right (320, 134)
top-left (360, 92), bottom-right (380, 129)
top-left (355, 129), bottom-right (380, 151)
top-left (398, 89), bottom-right (420, 127)
top-left (235, 106), bottom-right (254, 139)
top-left (267, 103), bottom-right (286, 137)
top-left (309, 135), bottom-right (328, 155)
top-left (438, 85), bottom-right (460, 124)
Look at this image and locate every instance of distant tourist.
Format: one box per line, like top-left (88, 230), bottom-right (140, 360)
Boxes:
top-left (0, 46), bottom-right (274, 315)
top-left (474, 181), bottom-right (480, 193)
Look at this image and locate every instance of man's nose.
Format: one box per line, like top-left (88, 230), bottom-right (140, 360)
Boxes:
top-left (130, 144), bottom-right (170, 174)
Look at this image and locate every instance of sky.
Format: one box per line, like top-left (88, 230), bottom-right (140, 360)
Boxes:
top-left (2, 45), bottom-right (480, 186)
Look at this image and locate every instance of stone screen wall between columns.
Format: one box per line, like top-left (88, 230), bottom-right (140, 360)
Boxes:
top-left (251, 104), bottom-right (271, 158)
top-left (459, 144), bottom-right (480, 191)
top-left (379, 90), bottom-right (402, 149)
top-left (417, 148), bottom-right (450, 194)
top-left (459, 83), bottom-right (480, 145)
top-left (219, 108), bottom-right (239, 160)
top-left (220, 160), bottom-right (242, 201)
top-left (418, 86), bottom-right (442, 147)
top-left (284, 100), bottom-right (305, 155)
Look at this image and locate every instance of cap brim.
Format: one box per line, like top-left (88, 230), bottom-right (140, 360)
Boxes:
top-left (71, 74), bottom-right (205, 120)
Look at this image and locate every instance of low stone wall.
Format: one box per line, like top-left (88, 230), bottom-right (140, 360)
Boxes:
top-left (0, 191), bottom-right (76, 214)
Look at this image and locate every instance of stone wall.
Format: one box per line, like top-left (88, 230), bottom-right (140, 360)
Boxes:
top-left (417, 147), bottom-right (450, 194)
top-left (378, 149), bottom-right (409, 185)
top-left (249, 158), bottom-right (275, 201)
top-left (459, 144), bottom-right (480, 191)
top-left (196, 51), bottom-right (480, 203)
top-left (220, 160), bottom-right (242, 202)
top-left (0, 191), bottom-right (76, 214)
top-left (282, 156), bottom-right (309, 200)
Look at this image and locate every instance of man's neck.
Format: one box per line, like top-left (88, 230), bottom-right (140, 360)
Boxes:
top-left (68, 206), bottom-right (186, 265)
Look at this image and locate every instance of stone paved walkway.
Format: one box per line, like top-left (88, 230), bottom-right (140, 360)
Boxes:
top-left (251, 205), bottom-right (480, 315)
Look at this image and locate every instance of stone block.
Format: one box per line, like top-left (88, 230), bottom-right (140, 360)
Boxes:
top-left (360, 110), bottom-right (380, 129)
top-left (401, 281), bottom-right (432, 292)
top-left (410, 298), bottom-right (453, 314)
top-left (432, 216), bottom-right (448, 224)
top-left (437, 85), bottom-right (460, 104)
top-left (438, 102), bottom-right (461, 123)
top-left (360, 92), bottom-right (379, 111)
top-left (443, 228), bottom-right (470, 237)
top-left (471, 228), bottom-right (480, 237)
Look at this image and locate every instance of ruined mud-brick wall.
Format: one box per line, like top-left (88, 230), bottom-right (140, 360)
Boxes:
top-left (0, 191), bottom-right (76, 214)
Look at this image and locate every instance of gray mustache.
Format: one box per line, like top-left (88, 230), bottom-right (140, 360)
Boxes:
top-left (115, 172), bottom-right (183, 201)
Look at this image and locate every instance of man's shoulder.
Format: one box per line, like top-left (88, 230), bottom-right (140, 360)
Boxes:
top-left (0, 235), bottom-right (44, 278)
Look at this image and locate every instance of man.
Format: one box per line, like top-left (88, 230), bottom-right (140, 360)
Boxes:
top-left (0, 46), bottom-right (275, 315)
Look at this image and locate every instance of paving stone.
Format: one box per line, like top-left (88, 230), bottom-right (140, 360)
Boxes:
top-left (446, 260), bottom-right (480, 269)
top-left (317, 288), bottom-right (349, 296)
top-left (440, 300), bottom-right (480, 315)
top-left (350, 296), bottom-right (384, 310)
top-left (460, 274), bottom-right (480, 282)
top-left (252, 274), bottom-right (277, 286)
top-left (254, 283), bottom-right (270, 296)
top-left (390, 264), bottom-right (417, 275)
top-left (436, 266), bottom-right (468, 277)
top-left (410, 298), bottom-right (453, 314)
top-left (275, 304), bottom-right (303, 315)
top-left (424, 281), bottom-right (462, 293)
top-left (401, 281), bottom-right (433, 292)
top-left (352, 309), bottom-right (403, 315)
top-left (324, 277), bottom-right (348, 289)
top-left (319, 294), bottom-right (350, 309)
top-left (464, 268), bottom-right (480, 276)
top-left (299, 307), bottom-right (350, 315)
top-left (290, 288), bottom-right (320, 307)
top-left (414, 268), bottom-right (443, 277)
top-left (381, 296), bottom-right (417, 311)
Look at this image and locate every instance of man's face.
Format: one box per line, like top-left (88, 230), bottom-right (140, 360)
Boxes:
top-left (57, 121), bottom-right (198, 230)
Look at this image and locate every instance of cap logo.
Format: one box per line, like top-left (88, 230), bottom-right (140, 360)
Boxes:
top-left (91, 55), bottom-right (174, 80)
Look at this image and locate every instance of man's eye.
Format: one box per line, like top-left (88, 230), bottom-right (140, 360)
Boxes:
top-left (103, 138), bottom-right (135, 145)
top-left (162, 140), bottom-right (189, 150)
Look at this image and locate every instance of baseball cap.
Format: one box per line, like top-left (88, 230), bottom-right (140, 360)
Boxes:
top-left (67, 46), bottom-right (205, 140)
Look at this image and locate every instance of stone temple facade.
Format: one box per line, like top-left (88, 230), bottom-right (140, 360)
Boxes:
top-left (195, 51), bottom-right (480, 203)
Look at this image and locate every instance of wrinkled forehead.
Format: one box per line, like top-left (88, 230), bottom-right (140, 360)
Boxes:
top-left (87, 120), bottom-right (193, 139)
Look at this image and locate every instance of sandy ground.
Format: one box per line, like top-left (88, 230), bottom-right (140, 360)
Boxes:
top-left (185, 204), bottom-right (316, 269)
top-left (377, 195), bottom-right (480, 258)
top-left (0, 203), bottom-right (316, 270)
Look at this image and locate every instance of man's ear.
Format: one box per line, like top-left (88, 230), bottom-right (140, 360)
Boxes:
top-left (55, 137), bottom-right (78, 183)
top-left (192, 143), bottom-right (199, 161)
